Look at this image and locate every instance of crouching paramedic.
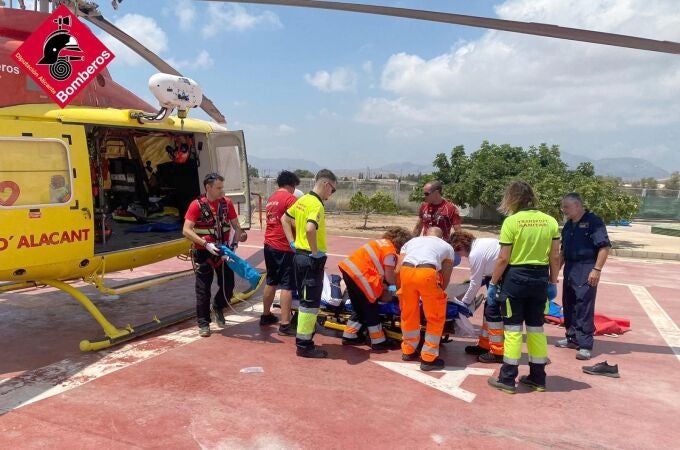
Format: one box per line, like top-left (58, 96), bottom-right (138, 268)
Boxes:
top-left (450, 232), bottom-right (504, 363)
top-left (182, 173), bottom-right (248, 337)
top-left (282, 169), bottom-right (337, 358)
top-left (487, 181), bottom-right (560, 394)
top-left (397, 227), bottom-right (456, 371)
top-left (339, 227), bottom-right (412, 351)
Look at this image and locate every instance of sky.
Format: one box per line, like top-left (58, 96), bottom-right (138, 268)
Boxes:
top-left (29, 0), bottom-right (680, 172)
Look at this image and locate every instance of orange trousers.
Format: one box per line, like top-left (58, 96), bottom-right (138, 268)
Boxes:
top-left (398, 266), bottom-right (447, 362)
top-left (477, 316), bottom-right (505, 356)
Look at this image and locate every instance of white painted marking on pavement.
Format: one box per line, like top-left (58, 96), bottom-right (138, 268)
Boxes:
top-left (0, 305), bottom-right (258, 414)
top-left (372, 361), bottom-right (493, 403)
top-left (628, 285), bottom-right (680, 362)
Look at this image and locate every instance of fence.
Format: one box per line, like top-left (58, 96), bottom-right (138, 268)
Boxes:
top-left (250, 178), bottom-right (423, 213)
top-left (620, 187), bottom-right (680, 220)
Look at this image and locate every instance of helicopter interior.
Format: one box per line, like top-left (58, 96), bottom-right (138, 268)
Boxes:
top-left (88, 127), bottom-right (202, 254)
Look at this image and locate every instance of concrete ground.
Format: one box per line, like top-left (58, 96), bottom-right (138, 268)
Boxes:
top-left (1, 230), bottom-right (679, 449)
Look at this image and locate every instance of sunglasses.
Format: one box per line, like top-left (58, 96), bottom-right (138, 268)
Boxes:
top-left (423, 191), bottom-right (431, 197)
top-left (327, 182), bottom-right (337, 194)
top-left (205, 172), bottom-right (220, 181)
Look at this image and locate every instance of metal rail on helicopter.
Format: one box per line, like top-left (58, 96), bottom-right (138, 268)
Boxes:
top-left (1, 0), bottom-right (678, 352)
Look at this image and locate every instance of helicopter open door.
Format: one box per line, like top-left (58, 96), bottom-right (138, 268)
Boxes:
top-left (203, 130), bottom-right (252, 229)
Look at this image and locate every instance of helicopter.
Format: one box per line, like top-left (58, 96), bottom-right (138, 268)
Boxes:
top-left (0, 4), bottom-right (254, 351)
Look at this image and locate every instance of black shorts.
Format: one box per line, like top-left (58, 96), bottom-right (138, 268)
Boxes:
top-left (264, 244), bottom-right (295, 290)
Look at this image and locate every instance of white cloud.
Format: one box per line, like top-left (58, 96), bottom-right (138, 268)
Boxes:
top-left (100, 14), bottom-right (168, 66)
top-left (277, 124), bottom-right (296, 135)
top-left (202, 4), bottom-right (282, 38)
top-left (304, 68), bottom-right (357, 92)
top-left (387, 127), bottom-right (424, 138)
top-left (174, 0), bottom-right (197, 32)
top-left (167, 50), bottom-right (214, 70)
top-left (358, 0), bottom-right (680, 134)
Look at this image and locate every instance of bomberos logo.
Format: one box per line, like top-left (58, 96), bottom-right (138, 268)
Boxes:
top-left (11, 5), bottom-right (115, 108)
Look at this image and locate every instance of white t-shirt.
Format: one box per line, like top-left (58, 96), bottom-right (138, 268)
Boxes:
top-left (460, 238), bottom-right (500, 305)
top-left (401, 236), bottom-right (455, 270)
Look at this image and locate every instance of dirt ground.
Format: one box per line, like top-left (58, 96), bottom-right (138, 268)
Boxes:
top-left (323, 212), bottom-right (500, 239)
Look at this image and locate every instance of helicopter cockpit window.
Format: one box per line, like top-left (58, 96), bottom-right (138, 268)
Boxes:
top-left (0, 138), bottom-right (72, 208)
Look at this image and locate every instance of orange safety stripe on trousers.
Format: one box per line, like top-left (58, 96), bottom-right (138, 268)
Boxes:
top-left (477, 318), bottom-right (490, 350)
top-left (487, 322), bottom-right (505, 356)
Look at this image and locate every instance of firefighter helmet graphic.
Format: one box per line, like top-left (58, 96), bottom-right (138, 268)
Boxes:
top-left (37, 15), bottom-right (83, 81)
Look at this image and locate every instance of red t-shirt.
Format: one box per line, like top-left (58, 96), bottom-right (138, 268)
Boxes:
top-left (418, 198), bottom-right (461, 238)
top-left (185, 196), bottom-right (237, 249)
top-left (264, 189), bottom-right (297, 252)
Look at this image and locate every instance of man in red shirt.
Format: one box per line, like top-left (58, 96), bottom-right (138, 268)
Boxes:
top-left (182, 173), bottom-right (247, 337)
top-left (261, 170), bottom-right (301, 335)
top-left (413, 180), bottom-right (462, 239)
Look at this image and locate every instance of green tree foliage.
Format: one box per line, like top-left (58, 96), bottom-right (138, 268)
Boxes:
top-left (247, 165), bottom-right (259, 178)
top-left (664, 172), bottom-right (680, 191)
top-left (349, 191), bottom-right (397, 229)
top-left (294, 169), bottom-right (315, 179)
top-left (419, 141), bottom-right (639, 223)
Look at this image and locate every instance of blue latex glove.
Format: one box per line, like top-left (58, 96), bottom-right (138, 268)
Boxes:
top-left (487, 283), bottom-right (499, 306)
top-left (453, 253), bottom-right (462, 267)
top-left (387, 284), bottom-right (397, 293)
top-left (310, 251), bottom-right (326, 258)
top-left (289, 241), bottom-right (296, 250)
top-left (547, 282), bottom-right (558, 300)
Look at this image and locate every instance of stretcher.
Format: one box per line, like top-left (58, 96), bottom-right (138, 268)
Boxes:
top-left (278, 275), bottom-right (475, 343)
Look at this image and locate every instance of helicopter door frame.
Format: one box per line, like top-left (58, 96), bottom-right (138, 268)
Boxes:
top-left (202, 130), bottom-right (252, 229)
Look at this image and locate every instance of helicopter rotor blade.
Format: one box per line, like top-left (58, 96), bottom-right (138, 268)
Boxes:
top-left (83, 14), bottom-right (227, 123)
top-left (199, 0), bottom-right (680, 55)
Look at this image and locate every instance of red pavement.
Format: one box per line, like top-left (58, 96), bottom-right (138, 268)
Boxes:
top-left (1, 230), bottom-right (679, 449)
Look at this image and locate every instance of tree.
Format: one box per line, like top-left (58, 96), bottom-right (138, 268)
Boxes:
top-left (294, 169), bottom-right (315, 179)
top-left (664, 172), bottom-right (680, 191)
top-left (247, 165), bottom-right (259, 178)
top-left (348, 191), bottom-right (397, 229)
top-left (420, 141), bottom-right (639, 223)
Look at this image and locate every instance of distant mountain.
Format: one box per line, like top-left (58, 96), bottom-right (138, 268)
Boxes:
top-left (593, 158), bottom-right (669, 180)
top-left (561, 152), bottom-right (668, 180)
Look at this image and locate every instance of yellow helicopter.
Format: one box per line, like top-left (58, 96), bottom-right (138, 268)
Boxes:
top-left (0, 4), bottom-right (255, 351)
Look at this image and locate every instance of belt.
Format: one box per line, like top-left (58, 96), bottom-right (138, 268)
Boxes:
top-left (402, 262), bottom-right (437, 269)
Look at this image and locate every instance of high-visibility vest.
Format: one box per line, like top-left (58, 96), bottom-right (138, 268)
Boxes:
top-left (193, 196), bottom-right (232, 243)
top-left (338, 239), bottom-right (396, 302)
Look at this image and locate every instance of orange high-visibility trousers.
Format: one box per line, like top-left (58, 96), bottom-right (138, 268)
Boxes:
top-left (477, 316), bottom-right (504, 356)
top-left (398, 266), bottom-right (447, 362)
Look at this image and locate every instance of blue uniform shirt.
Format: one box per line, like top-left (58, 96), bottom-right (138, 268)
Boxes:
top-left (561, 210), bottom-right (611, 264)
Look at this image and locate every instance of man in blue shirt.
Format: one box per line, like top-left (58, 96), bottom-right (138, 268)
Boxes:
top-left (557, 193), bottom-right (611, 360)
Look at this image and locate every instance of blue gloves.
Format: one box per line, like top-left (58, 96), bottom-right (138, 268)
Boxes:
top-left (547, 282), bottom-right (558, 300)
top-left (453, 253), bottom-right (462, 267)
top-left (387, 284), bottom-right (397, 293)
top-left (289, 241), bottom-right (296, 250)
top-left (311, 251), bottom-right (326, 259)
top-left (487, 283), bottom-right (499, 306)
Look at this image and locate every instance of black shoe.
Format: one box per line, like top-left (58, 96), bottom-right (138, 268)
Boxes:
top-left (342, 337), bottom-right (365, 346)
top-left (487, 377), bottom-right (517, 394)
top-left (478, 352), bottom-right (504, 364)
top-left (277, 323), bottom-right (296, 336)
top-left (402, 352), bottom-right (419, 361)
top-left (199, 326), bottom-right (211, 337)
top-left (582, 361), bottom-right (620, 378)
top-left (519, 375), bottom-right (546, 392)
top-left (212, 308), bottom-right (226, 328)
top-left (296, 347), bottom-right (328, 358)
top-left (465, 345), bottom-right (488, 356)
top-left (420, 358), bottom-right (445, 371)
top-left (371, 339), bottom-right (400, 351)
top-left (260, 314), bottom-right (279, 326)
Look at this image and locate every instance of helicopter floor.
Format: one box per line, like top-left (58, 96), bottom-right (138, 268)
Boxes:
top-left (94, 219), bottom-right (184, 253)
